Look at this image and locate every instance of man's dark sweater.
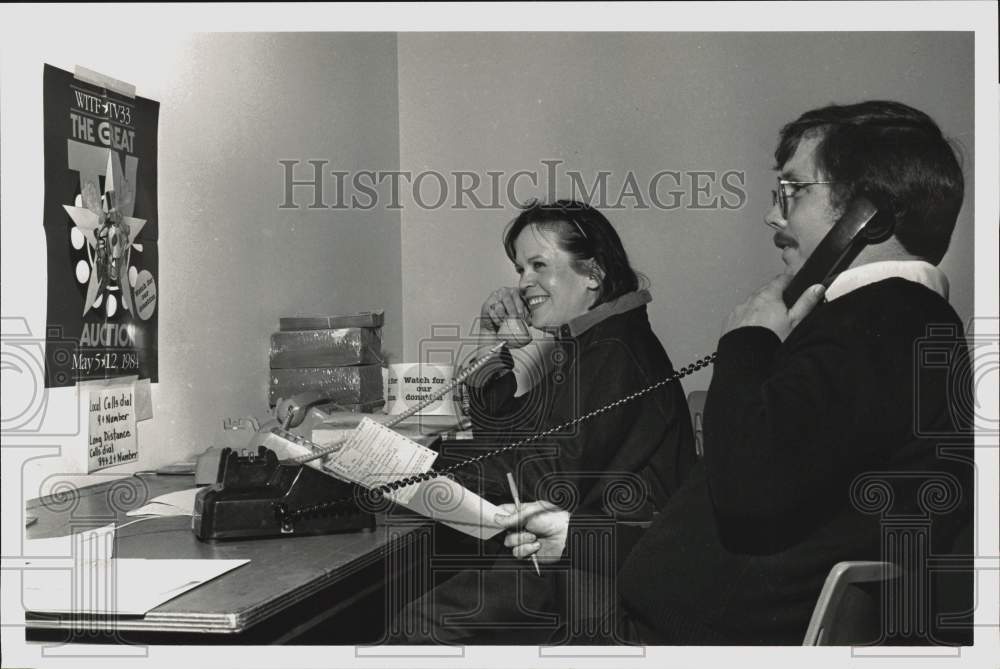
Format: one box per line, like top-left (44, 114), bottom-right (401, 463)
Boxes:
top-left (617, 278), bottom-right (973, 644)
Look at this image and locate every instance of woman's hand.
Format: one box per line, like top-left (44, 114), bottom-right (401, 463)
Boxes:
top-left (495, 501), bottom-right (571, 564)
top-left (480, 287), bottom-right (529, 336)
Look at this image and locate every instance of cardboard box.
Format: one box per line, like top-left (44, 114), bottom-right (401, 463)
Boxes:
top-left (269, 364), bottom-right (383, 407)
top-left (279, 311), bottom-right (384, 331)
top-left (269, 328), bottom-right (382, 369)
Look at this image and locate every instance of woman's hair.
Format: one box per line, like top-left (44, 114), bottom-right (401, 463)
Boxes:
top-left (502, 199), bottom-right (643, 307)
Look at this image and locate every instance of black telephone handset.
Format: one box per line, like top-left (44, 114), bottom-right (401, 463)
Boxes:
top-left (782, 197), bottom-right (894, 308)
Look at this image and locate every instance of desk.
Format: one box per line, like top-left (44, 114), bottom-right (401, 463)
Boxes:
top-left (24, 474), bottom-right (432, 644)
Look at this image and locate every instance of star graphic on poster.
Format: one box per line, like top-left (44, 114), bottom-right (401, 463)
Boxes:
top-left (62, 150), bottom-right (146, 317)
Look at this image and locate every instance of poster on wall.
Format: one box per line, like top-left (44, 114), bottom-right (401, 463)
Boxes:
top-left (41, 64), bottom-right (159, 388)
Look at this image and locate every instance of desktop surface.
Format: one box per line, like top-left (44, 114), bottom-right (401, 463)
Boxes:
top-left (23, 473), bottom-right (430, 643)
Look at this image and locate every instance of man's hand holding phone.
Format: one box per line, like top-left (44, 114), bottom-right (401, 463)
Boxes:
top-left (723, 274), bottom-right (825, 341)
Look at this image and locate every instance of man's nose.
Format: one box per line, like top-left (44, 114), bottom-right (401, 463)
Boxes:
top-left (764, 200), bottom-right (786, 231)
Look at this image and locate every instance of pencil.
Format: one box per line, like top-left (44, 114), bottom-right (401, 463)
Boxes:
top-left (505, 472), bottom-right (541, 576)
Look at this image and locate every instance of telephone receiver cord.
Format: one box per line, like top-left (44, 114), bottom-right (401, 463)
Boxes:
top-left (278, 350), bottom-right (717, 523)
top-left (288, 340), bottom-right (507, 467)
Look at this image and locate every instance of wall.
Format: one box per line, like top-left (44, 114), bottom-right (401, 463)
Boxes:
top-left (1, 33), bottom-right (402, 491)
top-left (0, 31), bottom-right (978, 492)
top-left (396, 32), bottom-right (975, 395)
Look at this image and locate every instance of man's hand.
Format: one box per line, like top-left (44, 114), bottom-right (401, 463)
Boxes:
top-left (722, 274), bottom-right (825, 341)
top-left (495, 501), bottom-right (570, 564)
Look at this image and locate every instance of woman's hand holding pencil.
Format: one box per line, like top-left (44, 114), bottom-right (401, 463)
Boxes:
top-left (495, 492), bottom-right (571, 567)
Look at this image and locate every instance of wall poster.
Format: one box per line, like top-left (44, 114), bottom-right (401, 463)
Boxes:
top-left (42, 64), bottom-right (159, 387)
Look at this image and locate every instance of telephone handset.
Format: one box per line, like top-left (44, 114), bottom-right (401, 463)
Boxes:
top-left (275, 389), bottom-right (338, 430)
top-left (782, 196), bottom-right (894, 307)
top-left (497, 317), bottom-right (532, 348)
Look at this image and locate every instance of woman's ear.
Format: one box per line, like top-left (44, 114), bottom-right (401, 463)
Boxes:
top-left (585, 261), bottom-right (605, 291)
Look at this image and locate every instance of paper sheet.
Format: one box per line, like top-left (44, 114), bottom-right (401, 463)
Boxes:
top-left (328, 419), bottom-right (504, 538)
top-left (134, 378), bottom-right (153, 421)
top-left (125, 487), bottom-right (199, 517)
top-left (22, 558), bottom-right (249, 615)
top-left (22, 523), bottom-right (118, 558)
top-left (332, 417), bottom-right (438, 504)
top-left (262, 418), bottom-right (504, 539)
top-left (391, 475), bottom-right (504, 540)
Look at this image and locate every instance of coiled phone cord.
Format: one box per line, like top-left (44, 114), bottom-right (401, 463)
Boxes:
top-left (287, 340), bottom-right (507, 467)
top-left (277, 351), bottom-right (717, 524)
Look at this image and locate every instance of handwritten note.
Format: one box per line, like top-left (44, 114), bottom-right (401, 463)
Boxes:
top-left (329, 419), bottom-right (502, 538)
top-left (331, 417), bottom-right (438, 503)
top-left (88, 385), bottom-right (137, 472)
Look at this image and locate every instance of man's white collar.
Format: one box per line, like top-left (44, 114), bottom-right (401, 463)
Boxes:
top-left (825, 260), bottom-right (949, 302)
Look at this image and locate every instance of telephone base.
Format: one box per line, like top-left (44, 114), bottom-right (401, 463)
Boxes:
top-left (192, 446), bottom-right (375, 541)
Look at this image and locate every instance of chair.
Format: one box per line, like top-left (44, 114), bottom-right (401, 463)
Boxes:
top-left (802, 561), bottom-right (900, 645)
top-left (686, 390), bottom-right (707, 458)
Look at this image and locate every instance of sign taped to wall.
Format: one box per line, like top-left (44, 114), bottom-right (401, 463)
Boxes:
top-left (41, 64), bottom-right (159, 387)
top-left (87, 379), bottom-right (138, 472)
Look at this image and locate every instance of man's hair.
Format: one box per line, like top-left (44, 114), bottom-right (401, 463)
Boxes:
top-left (503, 199), bottom-right (643, 307)
top-left (775, 100), bottom-right (965, 265)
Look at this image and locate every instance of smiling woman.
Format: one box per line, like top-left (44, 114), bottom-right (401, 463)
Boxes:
top-left (511, 225), bottom-right (598, 330)
top-left (389, 200), bottom-right (696, 644)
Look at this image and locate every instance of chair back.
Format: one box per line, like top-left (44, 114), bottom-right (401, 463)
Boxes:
top-left (803, 561), bottom-right (900, 645)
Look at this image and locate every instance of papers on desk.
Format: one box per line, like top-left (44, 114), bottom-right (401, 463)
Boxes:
top-left (23, 558), bottom-right (249, 616)
top-left (125, 487), bottom-right (199, 517)
top-left (312, 411), bottom-right (469, 448)
top-left (23, 523), bottom-right (119, 558)
top-left (22, 521), bottom-right (250, 616)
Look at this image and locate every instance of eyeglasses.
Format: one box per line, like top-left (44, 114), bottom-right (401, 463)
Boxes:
top-left (771, 178), bottom-right (835, 218)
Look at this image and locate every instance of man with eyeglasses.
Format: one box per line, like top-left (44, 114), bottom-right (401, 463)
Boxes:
top-left (499, 100), bottom-right (973, 645)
